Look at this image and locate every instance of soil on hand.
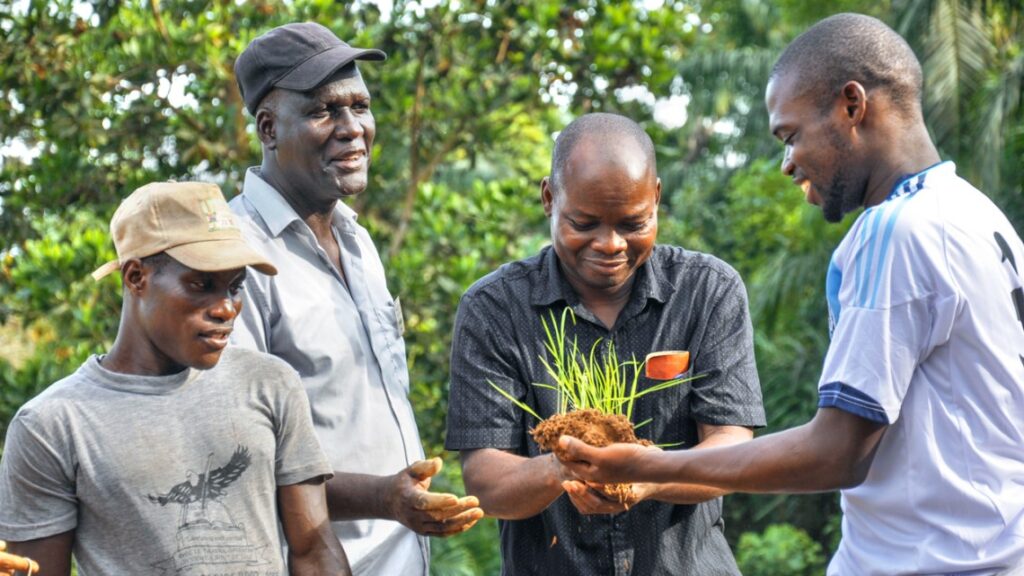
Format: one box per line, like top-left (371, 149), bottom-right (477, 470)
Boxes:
top-left (532, 408), bottom-right (652, 504)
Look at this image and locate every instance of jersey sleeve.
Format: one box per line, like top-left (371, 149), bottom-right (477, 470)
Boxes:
top-left (819, 201), bottom-right (960, 424)
top-left (0, 410), bottom-right (78, 540)
top-left (445, 286), bottom-right (531, 451)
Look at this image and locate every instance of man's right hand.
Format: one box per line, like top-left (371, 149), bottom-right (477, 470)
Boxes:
top-left (387, 457), bottom-right (484, 537)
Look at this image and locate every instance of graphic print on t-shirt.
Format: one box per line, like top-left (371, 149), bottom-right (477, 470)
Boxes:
top-left (146, 445), bottom-right (272, 575)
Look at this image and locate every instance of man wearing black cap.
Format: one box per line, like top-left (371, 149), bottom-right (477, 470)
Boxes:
top-left (229, 22), bottom-right (482, 575)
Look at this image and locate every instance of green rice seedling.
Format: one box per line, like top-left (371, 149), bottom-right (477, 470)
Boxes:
top-left (488, 307), bottom-right (700, 425)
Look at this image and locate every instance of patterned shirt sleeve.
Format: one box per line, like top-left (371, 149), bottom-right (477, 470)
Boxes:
top-left (687, 264), bottom-right (766, 428)
top-left (445, 284), bottom-right (531, 451)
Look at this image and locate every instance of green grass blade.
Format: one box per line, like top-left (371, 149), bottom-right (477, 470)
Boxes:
top-left (487, 379), bottom-right (542, 420)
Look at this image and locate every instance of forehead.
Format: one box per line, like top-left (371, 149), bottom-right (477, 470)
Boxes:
top-left (562, 138), bottom-right (651, 187)
top-left (765, 72), bottom-right (811, 134)
top-left (557, 141), bottom-right (658, 211)
top-left (155, 256), bottom-right (245, 280)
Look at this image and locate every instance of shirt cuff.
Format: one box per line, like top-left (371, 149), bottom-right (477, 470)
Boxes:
top-left (818, 382), bottom-right (889, 424)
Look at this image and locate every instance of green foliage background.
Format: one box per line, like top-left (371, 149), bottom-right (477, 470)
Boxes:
top-left (1, 1), bottom-right (1021, 573)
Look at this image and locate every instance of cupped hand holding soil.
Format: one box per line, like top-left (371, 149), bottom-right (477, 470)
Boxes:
top-left (532, 409), bottom-right (652, 505)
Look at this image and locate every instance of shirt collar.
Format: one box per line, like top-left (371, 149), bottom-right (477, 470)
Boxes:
top-left (886, 160), bottom-right (955, 201)
top-left (529, 245), bottom-right (672, 308)
top-left (242, 167), bottom-right (359, 238)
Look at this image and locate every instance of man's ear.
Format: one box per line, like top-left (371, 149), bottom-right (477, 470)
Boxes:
top-left (655, 177), bottom-right (662, 205)
top-left (541, 177), bottom-right (555, 217)
top-left (256, 108), bottom-right (277, 150)
top-left (840, 81), bottom-right (868, 126)
top-left (121, 259), bottom-right (147, 296)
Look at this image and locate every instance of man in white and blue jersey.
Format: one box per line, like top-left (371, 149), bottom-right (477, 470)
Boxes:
top-left (557, 13), bottom-right (1024, 576)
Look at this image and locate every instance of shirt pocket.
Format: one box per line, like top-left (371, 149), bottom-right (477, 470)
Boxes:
top-left (373, 298), bottom-right (404, 342)
top-left (371, 298), bottom-right (411, 394)
top-left (637, 366), bottom-right (696, 447)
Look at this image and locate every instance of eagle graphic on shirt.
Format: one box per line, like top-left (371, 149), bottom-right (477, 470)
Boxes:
top-left (148, 445), bottom-right (272, 574)
top-left (148, 446), bottom-right (250, 515)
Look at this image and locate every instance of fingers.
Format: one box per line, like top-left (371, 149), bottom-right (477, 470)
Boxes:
top-left (407, 457), bottom-right (443, 480)
top-left (561, 480), bottom-right (629, 515)
top-left (427, 506), bottom-right (486, 537)
top-left (557, 436), bottom-right (587, 461)
top-left (418, 494), bottom-right (479, 516)
top-left (407, 498), bottom-right (485, 537)
top-left (412, 490), bottom-right (459, 511)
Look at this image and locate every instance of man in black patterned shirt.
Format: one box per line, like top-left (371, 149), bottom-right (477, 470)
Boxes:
top-left (445, 113), bottom-right (765, 575)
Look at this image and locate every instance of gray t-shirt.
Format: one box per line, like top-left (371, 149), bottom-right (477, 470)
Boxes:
top-left (0, 346), bottom-right (331, 575)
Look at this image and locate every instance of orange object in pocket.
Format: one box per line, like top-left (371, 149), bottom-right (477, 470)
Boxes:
top-left (645, 351), bottom-right (690, 380)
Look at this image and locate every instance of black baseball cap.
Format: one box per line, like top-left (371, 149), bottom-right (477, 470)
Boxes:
top-left (235, 22), bottom-right (387, 115)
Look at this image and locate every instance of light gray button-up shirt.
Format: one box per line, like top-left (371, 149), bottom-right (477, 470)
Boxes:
top-left (229, 168), bottom-right (427, 575)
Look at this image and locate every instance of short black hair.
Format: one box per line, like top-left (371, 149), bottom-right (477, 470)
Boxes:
top-left (550, 113), bottom-right (656, 192)
top-left (771, 13), bottom-right (923, 118)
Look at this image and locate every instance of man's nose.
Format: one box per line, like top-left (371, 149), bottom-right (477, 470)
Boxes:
top-left (333, 109), bottom-right (365, 139)
top-left (209, 294), bottom-right (240, 322)
top-left (593, 228), bottom-right (627, 254)
top-left (780, 146), bottom-right (795, 176)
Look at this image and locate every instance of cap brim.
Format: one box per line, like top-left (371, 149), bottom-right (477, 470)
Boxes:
top-left (275, 44), bottom-right (386, 92)
top-left (165, 239), bottom-right (278, 276)
top-left (91, 260), bottom-right (121, 281)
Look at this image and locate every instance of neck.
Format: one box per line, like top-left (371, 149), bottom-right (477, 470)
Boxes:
top-left (862, 123), bottom-right (941, 208)
top-left (304, 210), bottom-right (336, 245)
top-left (101, 310), bottom-right (184, 376)
top-left (259, 161), bottom-right (338, 220)
top-left (103, 337), bottom-right (184, 377)
top-left (569, 274), bottom-right (636, 330)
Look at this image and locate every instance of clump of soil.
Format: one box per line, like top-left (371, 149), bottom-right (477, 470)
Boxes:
top-left (532, 408), bottom-right (652, 504)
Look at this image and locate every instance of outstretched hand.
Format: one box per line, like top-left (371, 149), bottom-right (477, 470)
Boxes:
top-left (388, 457), bottom-right (484, 537)
top-left (557, 436), bottom-right (655, 484)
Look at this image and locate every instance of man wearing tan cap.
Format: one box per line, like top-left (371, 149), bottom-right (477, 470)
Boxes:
top-left (0, 181), bottom-right (351, 575)
top-left (227, 22), bottom-right (482, 575)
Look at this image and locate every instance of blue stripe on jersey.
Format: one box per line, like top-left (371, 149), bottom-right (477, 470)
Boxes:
top-left (887, 163), bottom-right (938, 201)
top-left (851, 171), bottom-right (929, 308)
top-left (818, 382), bottom-right (889, 424)
top-left (855, 207), bottom-right (886, 306)
top-left (867, 196), bottom-right (913, 308)
top-left (826, 257), bottom-right (842, 336)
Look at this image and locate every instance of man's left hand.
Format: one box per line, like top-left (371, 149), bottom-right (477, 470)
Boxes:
top-left (387, 457), bottom-right (484, 537)
top-left (562, 480), bottom-right (651, 514)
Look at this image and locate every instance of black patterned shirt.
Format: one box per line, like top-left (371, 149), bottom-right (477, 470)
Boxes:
top-left (445, 245), bottom-right (766, 576)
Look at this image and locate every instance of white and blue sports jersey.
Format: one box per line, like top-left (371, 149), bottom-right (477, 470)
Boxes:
top-left (819, 162), bottom-right (1024, 575)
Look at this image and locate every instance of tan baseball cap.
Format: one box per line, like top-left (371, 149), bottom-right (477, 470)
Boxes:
top-left (91, 181), bottom-right (277, 280)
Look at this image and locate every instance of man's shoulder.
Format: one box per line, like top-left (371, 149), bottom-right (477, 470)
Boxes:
top-left (462, 250), bottom-right (546, 303)
top-left (651, 244), bottom-right (744, 287)
top-left (228, 190), bottom-right (272, 240)
top-left (9, 367), bottom-right (93, 433)
top-left (216, 346), bottom-right (298, 382)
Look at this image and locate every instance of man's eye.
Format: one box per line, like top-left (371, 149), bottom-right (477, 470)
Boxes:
top-left (570, 220), bottom-right (597, 231)
top-left (230, 282), bottom-right (245, 296)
